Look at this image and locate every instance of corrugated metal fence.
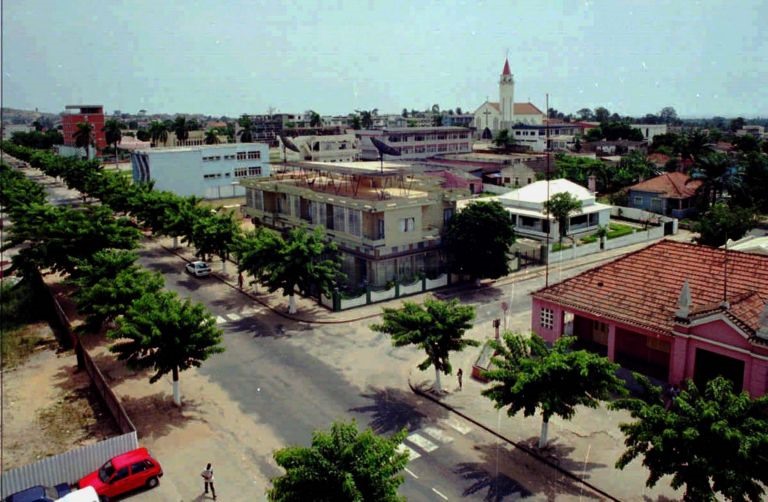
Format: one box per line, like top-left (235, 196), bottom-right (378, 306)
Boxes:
top-left (0, 431), bottom-right (138, 497)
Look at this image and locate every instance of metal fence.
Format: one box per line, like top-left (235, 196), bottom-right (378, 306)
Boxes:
top-left (0, 431), bottom-right (138, 497)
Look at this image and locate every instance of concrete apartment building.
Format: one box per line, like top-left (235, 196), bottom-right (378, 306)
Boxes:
top-left (131, 143), bottom-right (270, 199)
top-left (240, 161), bottom-right (469, 288)
top-left (60, 104), bottom-right (106, 158)
top-left (356, 127), bottom-right (472, 160)
top-left (278, 134), bottom-right (360, 162)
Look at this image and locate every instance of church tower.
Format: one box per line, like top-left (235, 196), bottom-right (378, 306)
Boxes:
top-left (499, 58), bottom-right (515, 129)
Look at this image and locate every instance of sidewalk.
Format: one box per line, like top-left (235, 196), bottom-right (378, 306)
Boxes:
top-left (407, 364), bottom-right (682, 501)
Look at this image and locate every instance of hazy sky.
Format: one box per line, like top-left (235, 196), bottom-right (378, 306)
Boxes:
top-left (3, 0), bottom-right (767, 118)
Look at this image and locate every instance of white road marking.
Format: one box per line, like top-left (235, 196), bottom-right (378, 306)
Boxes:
top-left (396, 443), bottom-right (421, 460)
top-left (421, 426), bottom-right (454, 444)
top-left (432, 487), bottom-right (448, 500)
top-left (439, 418), bottom-right (472, 435)
top-left (226, 312), bottom-right (241, 321)
top-left (406, 432), bottom-right (439, 452)
top-left (216, 316), bottom-right (227, 325)
top-left (404, 467), bottom-right (419, 479)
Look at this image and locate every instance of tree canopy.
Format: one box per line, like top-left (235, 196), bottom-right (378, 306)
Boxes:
top-left (443, 201), bottom-right (515, 280)
top-left (483, 333), bottom-right (626, 448)
top-left (611, 376), bottom-right (768, 501)
top-left (371, 298), bottom-right (478, 393)
top-left (267, 420), bottom-right (408, 502)
top-left (694, 203), bottom-right (757, 247)
top-left (543, 192), bottom-right (583, 245)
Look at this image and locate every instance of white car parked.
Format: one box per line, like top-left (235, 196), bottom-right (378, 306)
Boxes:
top-left (185, 260), bottom-right (211, 277)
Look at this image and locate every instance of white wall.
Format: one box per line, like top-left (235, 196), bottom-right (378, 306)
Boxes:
top-left (132, 144), bottom-right (270, 199)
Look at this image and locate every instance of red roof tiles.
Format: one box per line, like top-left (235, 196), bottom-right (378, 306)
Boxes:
top-left (514, 102), bottom-right (544, 115)
top-left (533, 240), bottom-right (768, 336)
top-left (628, 172), bottom-right (702, 199)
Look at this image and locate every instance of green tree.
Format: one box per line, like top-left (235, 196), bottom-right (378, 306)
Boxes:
top-left (173, 116), bottom-right (189, 143)
top-left (483, 333), bottom-right (626, 448)
top-left (204, 129), bottom-right (220, 145)
top-left (237, 114), bottom-right (253, 142)
top-left (659, 106), bottom-right (678, 124)
top-left (109, 290), bottom-right (224, 406)
top-left (355, 109), bottom-right (376, 129)
top-left (148, 120), bottom-right (169, 147)
top-left (102, 119), bottom-right (123, 168)
top-left (576, 108), bottom-right (594, 121)
top-left (401, 108), bottom-right (408, 118)
top-left (612, 376), bottom-right (768, 502)
top-left (71, 250), bottom-right (164, 328)
top-left (190, 212), bottom-right (239, 273)
top-left (694, 152), bottom-right (732, 208)
top-left (432, 114), bottom-right (443, 127)
top-left (308, 110), bottom-right (322, 127)
top-left (594, 106), bottom-right (611, 123)
top-left (729, 117), bottom-right (746, 132)
top-left (492, 129), bottom-right (515, 151)
top-left (443, 201), bottom-right (516, 281)
top-left (584, 127), bottom-right (603, 142)
top-left (349, 114), bottom-right (362, 130)
top-left (694, 203), bottom-right (757, 247)
top-left (233, 227), bottom-right (283, 288)
top-left (371, 298), bottom-right (478, 393)
top-left (267, 420), bottom-right (408, 502)
top-left (72, 121), bottom-right (95, 159)
top-left (543, 192), bottom-right (583, 246)
top-left (258, 226), bottom-right (343, 314)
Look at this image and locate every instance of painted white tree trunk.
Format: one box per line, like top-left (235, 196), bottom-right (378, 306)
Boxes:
top-left (433, 366), bottom-right (443, 393)
top-left (172, 378), bottom-right (181, 407)
top-left (172, 236), bottom-right (178, 249)
top-left (221, 258), bottom-right (227, 274)
top-left (539, 418), bottom-right (549, 449)
top-left (288, 294), bottom-right (297, 314)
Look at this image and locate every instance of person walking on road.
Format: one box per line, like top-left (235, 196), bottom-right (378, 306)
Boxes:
top-left (201, 463), bottom-right (216, 499)
top-left (457, 368), bottom-right (463, 390)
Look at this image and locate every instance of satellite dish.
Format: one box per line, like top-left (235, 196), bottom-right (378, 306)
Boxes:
top-left (279, 134), bottom-right (300, 153)
top-left (370, 137), bottom-right (401, 157)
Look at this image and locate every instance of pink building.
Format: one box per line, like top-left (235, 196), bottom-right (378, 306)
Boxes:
top-left (531, 240), bottom-right (768, 396)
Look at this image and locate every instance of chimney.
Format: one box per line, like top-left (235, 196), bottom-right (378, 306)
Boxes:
top-left (675, 279), bottom-right (691, 321)
top-left (588, 175), bottom-right (596, 193)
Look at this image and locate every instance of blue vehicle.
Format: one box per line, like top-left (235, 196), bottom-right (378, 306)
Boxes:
top-left (4, 484), bottom-right (71, 502)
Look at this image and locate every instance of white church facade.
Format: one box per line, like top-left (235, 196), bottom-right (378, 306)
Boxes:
top-left (473, 59), bottom-right (545, 139)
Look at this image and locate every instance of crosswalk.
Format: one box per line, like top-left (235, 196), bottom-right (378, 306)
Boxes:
top-left (215, 310), bottom-right (252, 325)
top-left (396, 418), bottom-right (473, 462)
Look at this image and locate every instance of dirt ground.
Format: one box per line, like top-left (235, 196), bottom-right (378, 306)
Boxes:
top-left (0, 323), bottom-right (118, 471)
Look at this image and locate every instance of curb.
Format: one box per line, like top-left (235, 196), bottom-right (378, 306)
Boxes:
top-left (407, 374), bottom-right (620, 502)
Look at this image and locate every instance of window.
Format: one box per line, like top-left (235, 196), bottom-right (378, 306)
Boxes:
top-left (399, 217), bottom-right (415, 232)
top-left (633, 196), bottom-right (644, 205)
top-left (592, 320), bottom-right (608, 345)
top-left (113, 467), bottom-right (130, 482)
top-left (132, 461), bottom-right (150, 474)
top-left (203, 173), bottom-right (222, 179)
top-left (237, 152), bottom-right (247, 160)
top-left (347, 209), bottom-right (361, 236)
top-left (443, 208), bottom-right (454, 224)
top-left (248, 166), bottom-right (261, 176)
top-left (247, 151), bottom-right (261, 159)
top-left (234, 167), bottom-right (248, 177)
top-left (540, 308), bottom-right (554, 329)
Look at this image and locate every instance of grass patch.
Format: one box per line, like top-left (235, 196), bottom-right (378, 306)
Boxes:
top-left (551, 242), bottom-right (573, 252)
top-left (606, 222), bottom-right (634, 239)
top-left (581, 235), bottom-right (598, 244)
top-left (1, 279), bottom-right (47, 368)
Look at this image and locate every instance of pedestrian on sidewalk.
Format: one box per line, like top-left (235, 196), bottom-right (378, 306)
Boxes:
top-left (457, 368), bottom-right (463, 390)
top-left (201, 463), bottom-right (216, 500)
top-left (238, 272), bottom-right (244, 290)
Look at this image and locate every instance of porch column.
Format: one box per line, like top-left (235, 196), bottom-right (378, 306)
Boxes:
top-left (607, 324), bottom-right (616, 362)
top-left (668, 335), bottom-right (688, 385)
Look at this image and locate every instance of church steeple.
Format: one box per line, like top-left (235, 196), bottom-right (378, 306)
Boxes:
top-left (499, 57), bottom-right (515, 128)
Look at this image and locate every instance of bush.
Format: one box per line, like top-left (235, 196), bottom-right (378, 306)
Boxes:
top-left (552, 242), bottom-right (573, 252)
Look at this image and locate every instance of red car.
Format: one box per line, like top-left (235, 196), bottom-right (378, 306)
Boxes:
top-left (78, 448), bottom-right (163, 498)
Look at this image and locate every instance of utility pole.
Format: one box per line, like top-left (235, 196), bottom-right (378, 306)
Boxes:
top-left (545, 93), bottom-right (551, 288)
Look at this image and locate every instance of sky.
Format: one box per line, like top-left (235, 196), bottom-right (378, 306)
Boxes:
top-left (2, 0), bottom-right (767, 118)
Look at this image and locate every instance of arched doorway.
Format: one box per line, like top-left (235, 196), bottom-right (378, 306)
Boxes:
top-left (482, 127), bottom-right (493, 140)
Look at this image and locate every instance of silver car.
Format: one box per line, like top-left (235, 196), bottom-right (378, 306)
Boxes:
top-left (185, 260), bottom-right (211, 277)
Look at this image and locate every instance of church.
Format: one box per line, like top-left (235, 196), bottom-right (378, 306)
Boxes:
top-left (472, 58), bottom-right (545, 139)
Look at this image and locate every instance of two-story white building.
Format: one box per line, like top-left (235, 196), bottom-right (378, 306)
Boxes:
top-left (131, 143), bottom-right (270, 199)
top-left (279, 134), bottom-right (360, 162)
top-left (356, 127), bottom-right (472, 160)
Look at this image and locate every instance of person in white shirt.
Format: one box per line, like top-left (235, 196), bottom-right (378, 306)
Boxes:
top-left (201, 463), bottom-right (216, 499)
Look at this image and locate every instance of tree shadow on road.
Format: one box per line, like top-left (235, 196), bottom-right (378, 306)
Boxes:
top-left (457, 442), bottom-right (603, 501)
top-left (349, 387), bottom-right (442, 434)
top-left (225, 317), bottom-right (292, 338)
top-left (518, 436), bottom-right (606, 478)
top-left (121, 393), bottom-right (203, 441)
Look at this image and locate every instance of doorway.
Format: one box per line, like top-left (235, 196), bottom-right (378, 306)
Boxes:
top-left (693, 348), bottom-right (744, 391)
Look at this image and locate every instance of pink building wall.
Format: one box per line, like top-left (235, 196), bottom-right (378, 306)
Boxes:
top-left (531, 298), bottom-right (768, 396)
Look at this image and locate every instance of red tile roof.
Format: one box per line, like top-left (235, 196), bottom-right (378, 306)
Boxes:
top-left (533, 240), bottom-right (768, 337)
top-left (628, 172), bottom-right (702, 199)
top-left (487, 102), bottom-right (500, 112)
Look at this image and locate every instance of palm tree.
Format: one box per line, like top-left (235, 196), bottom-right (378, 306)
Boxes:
top-left (204, 129), bottom-right (220, 145)
top-left (148, 121), bottom-right (168, 147)
top-left (543, 191), bottom-right (583, 247)
top-left (73, 121), bottom-right (95, 159)
top-left (693, 152), bottom-right (730, 208)
top-left (173, 116), bottom-right (189, 144)
top-left (102, 119), bottom-right (123, 168)
top-left (308, 110), bottom-right (322, 127)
